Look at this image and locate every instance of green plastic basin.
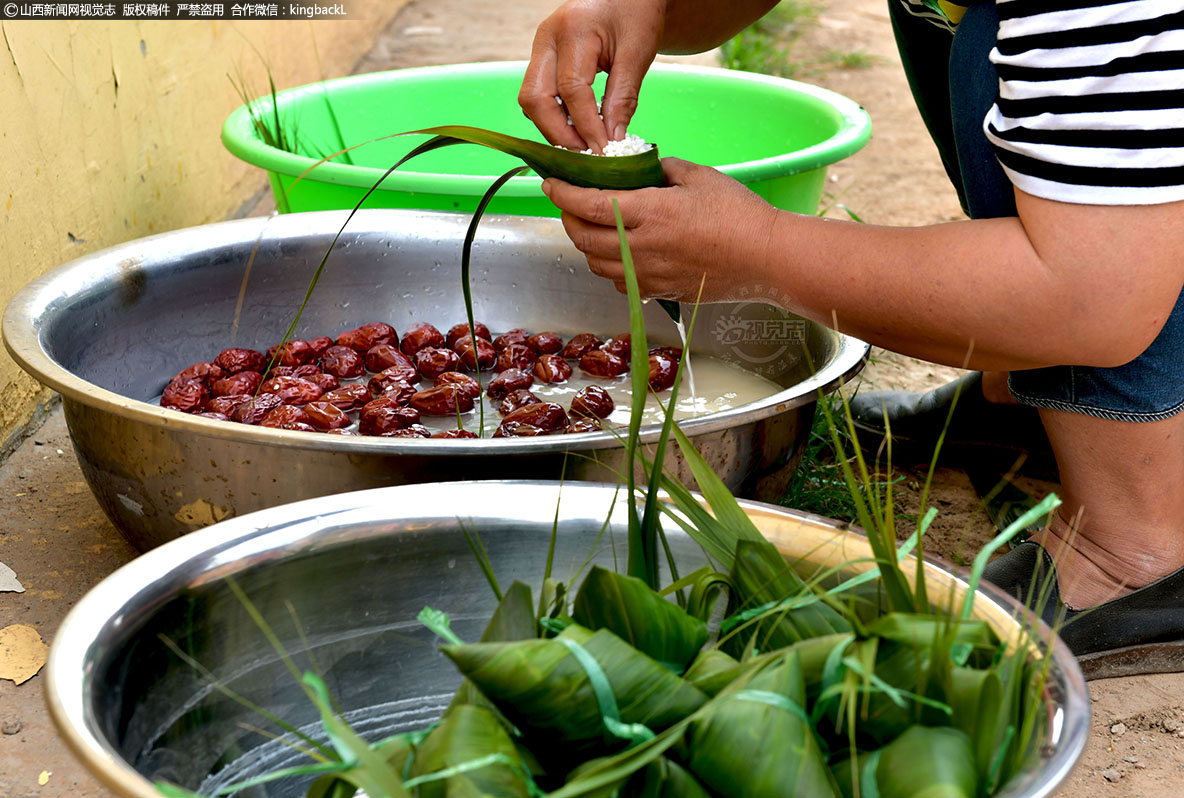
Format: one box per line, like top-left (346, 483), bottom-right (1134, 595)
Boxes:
top-left (221, 61), bottom-right (871, 216)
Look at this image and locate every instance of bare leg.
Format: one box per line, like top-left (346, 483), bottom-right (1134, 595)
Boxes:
top-left (1030, 408), bottom-right (1184, 608)
top-left (981, 370), bottom-right (1019, 405)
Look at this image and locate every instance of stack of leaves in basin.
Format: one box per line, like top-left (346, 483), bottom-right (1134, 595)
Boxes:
top-left (159, 141), bottom-right (1064, 796)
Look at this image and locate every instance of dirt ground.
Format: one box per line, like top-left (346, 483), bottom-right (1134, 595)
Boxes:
top-left (1, 0), bottom-right (1181, 796)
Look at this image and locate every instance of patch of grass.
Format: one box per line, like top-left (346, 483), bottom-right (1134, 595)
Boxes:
top-left (719, 0), bottom-right (819, 78)
top-left (781, 405), bottom-right (903, 523)
top-left (821, 48), bottom-right (879, 70)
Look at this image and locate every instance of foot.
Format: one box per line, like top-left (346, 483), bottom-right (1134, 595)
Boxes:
top-left (982, 541), bottom-right (1184, 674)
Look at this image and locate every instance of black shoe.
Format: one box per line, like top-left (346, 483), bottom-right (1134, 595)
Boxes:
top-left (845, 373), bottom-right (1057, 478)
top-left (983, 542), bottom-right (1184, 679)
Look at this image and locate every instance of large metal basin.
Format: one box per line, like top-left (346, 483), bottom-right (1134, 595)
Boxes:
top-left (45, 482), bottom-right (1088, 798)
top-left (3, 210), bottom-right (866, 550)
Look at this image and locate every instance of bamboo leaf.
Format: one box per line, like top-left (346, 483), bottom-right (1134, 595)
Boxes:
top-left (408, 126), bottom-right (665, 190)
top-left (572, 566), bottom-right (708, 670)
top-left (872, 726), bottom-right (977, 798)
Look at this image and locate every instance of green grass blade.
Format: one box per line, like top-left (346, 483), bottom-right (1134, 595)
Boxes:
top-left (461, 165), bottom-right (530, 435)
top-left (613, 199), bottom-right (654, 586)
top-left (302, 673), bottom-right (412, 798)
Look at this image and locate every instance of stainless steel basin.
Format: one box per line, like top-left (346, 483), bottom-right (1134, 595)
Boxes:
top-left (3, 210), bottom-right (866, 550)
top-left (45, 482), bottom-right (1088, 798)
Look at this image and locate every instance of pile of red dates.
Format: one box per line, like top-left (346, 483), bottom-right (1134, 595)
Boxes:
top-left (160, 321), bottom-right (681, 438)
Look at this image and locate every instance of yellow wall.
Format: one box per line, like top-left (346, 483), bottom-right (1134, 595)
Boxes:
top-left (0, 7), bottom-right (407, 450)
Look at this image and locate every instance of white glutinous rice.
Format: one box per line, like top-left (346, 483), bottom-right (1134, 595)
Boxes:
top-left (554, 134), bottom-right (653, 157)
top-left (582, 135), bottom-right (653, 157)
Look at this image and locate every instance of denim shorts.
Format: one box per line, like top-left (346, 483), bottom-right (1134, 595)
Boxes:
top-left (890, 0), bottom-right (1184, 422)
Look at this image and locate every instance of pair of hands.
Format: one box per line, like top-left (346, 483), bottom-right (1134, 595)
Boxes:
top-left (518, 0), bottom-right (776, 303)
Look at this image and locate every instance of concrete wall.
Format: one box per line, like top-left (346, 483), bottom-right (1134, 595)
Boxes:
top-left (0, 7), bottom-right (408, 452)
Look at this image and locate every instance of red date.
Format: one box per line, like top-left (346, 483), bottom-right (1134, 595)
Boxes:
top-left (495, 343), bottom-right (537, 373)
top-left (170, 362), bottom-right (225, 388)
top-left (320, 346), bottom-right (366, 378)
top-left (415, 346), bottom-right (462, 379)
top-left (161, 379), bottom-right (206, 413)
top-left (321, 384), bottom-right (370, 411)
top-left (453, 335), bottom-right (496, 370)
top-left (493, 421), bottom-right (549, 437)
top-left (502, 402), bottom-right (568, 432)
top-left (432, 429), bottom-right (479, 439)
top-left (649, 346), bottom-right (683, 361)
top-left (487, 368), bottom-right (534, 400)
top-left (211, 370), bottom-right (262, 397)
top-left (261, 405), bottom-right (315, 431)
top-left (570, 385), bottom-right (615, 419)
top-left (533, 354), bottom-right (573, 384)
top-left (409, 384), bottom-right (475, 416)
top-left (528, 331), bottom-right (564, 355)
top-left (560, 333), bottom-right (603, 359)
top-left (259, 376), bottom-right (324, 405)
top-left (360, 404), bottom-right (421, 436)
top-left (446, 322), bottom-right (491, 348)
top-left (603, 334), bottom-right (631, 360)
top-left (303, 401), bottom-right (350, 431)
top-left (375, 379), bottom-right (417, 407)
top-left (401, 322), bottom-right (446, 356)
top-left (206, 394), bottom-right (252, 416)
top-left (384, 424), bottom-right (431, 438)
top-left (579, 350), bottom-right (629, 378)
top-left (337, 322), bottom-right (396, 353)
top-left (232, 393), bottom-right (284, 425)
top-left (498, 389), bottom-right (541, 416)
top-left (305, 372), bottom-right (340, 393)
top-left (567, 418), bottom-right (603, 434)
top-left (267, 340), bottom-right (314, 367)
top-left (435, 372), bottom-right (481, 402)
top-left (307, 336), bottom-right (335, 358)
top-left (648, 353), bottom-right (678, 391)
top-left (369, 367), bottom-right (419, 397)
top-left (215, 348), bottom-right (264, 374)
top-left (364, 344), bottom-right (414, 375)
top-left (195, 411), bottom-right (230, 422)
top-left (493, 328), bottom-right (530, 351)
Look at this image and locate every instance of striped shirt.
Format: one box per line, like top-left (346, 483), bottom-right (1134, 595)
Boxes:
top-left (902, 0), bottom-right (1184, 206)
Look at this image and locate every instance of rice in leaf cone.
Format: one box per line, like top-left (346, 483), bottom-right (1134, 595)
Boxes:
top-left (681, 649), bottom-right (837, 798)
top-left (723, 539), bottom-right (850, 658)
top-left (871, 725), bottom-right (977, 798)
top-left (441, 624), bottom-right (706, 758)
top-left (407, 704), bottom-right (533, 798)
top-left (573, 566), bottom-right (708, 671)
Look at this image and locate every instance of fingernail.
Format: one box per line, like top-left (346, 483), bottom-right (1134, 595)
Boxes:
top-left (541, 180), bottom-right (552, 196)
top-left (613, 124), bottom-right (626, 142)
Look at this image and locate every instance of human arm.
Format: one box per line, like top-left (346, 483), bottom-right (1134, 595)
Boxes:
top-left (519, 0), bottom-right (778, 152)
top-left (542, 159), bottom-right (1184, 372)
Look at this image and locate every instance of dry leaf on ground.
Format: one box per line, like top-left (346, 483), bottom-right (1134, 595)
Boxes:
top-left (0, 624), bottom-right (49, 685)
top-left (0, 561), bottom-right (24, 593)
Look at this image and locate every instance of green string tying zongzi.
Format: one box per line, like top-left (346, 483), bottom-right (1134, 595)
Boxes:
top-left (554, 637), bottom-right (657, 747)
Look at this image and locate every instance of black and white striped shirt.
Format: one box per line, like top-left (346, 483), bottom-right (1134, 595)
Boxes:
top-left (902, 0), bottom-right (1184, 205)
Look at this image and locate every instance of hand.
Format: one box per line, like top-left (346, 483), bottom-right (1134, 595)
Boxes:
top-left (519, 0), bottom-right (664, 153)
top-left (542, 158), bottom-right (780, 303)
